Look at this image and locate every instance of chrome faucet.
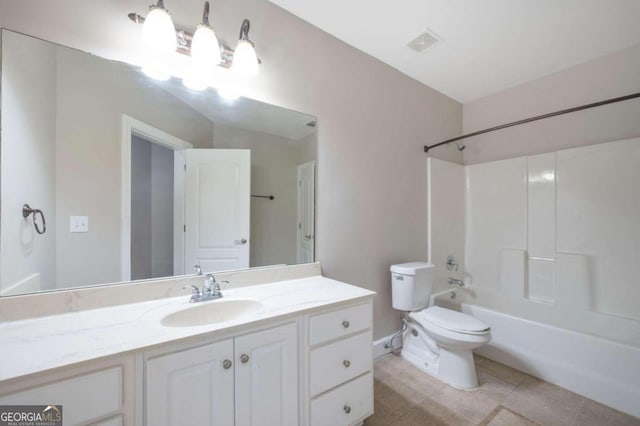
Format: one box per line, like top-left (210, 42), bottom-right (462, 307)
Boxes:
top-left (447, 277), bottom-right (465, 287)
top-left (194, 264), bottom-right (202, 275)
top-left (184, 274), bottom-right (229, 303)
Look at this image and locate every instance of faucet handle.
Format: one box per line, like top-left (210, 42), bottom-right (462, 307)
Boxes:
top-left (183, 284), bottom-right (200, 294)
top-left (183, 285), bottom-right (201, 300)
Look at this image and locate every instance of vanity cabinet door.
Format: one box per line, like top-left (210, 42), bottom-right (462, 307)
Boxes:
top-left (234, 322), bottom-right (298, 426)
top-left (146, 339), bottom-right (234, 426)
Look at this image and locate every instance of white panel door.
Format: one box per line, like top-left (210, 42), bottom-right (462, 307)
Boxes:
top-left (234, 323), bottom-right (298, 426)
top-left (146, 339), bottom-right (235, 426)
top-left (185, 149), bottom-right (250, 273)
top-left (296, 161), bottom-right (315, 263)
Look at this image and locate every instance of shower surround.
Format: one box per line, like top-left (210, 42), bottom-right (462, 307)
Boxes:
top-left (427, 137), bottom-right (640, 417)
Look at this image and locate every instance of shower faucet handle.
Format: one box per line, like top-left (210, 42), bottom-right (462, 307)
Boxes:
top-left (446, 255), bottom-right (459, 271)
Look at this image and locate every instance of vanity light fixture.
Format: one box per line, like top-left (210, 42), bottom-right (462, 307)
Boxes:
top-left (141, 0), bottom-right (176, 53)
top-left (231, 19), bottom-right (259, 77)
top-left (129, 3), bottom-right (260, 73)
top-left (191, 2), bottom-right (221, 69)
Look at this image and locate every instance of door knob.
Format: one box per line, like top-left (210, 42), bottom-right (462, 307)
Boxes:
top-left (240, 354), bottom-right (250, 364)
top-left (343, 405), bottom-right (351, 414)
top-left (342, 321), bottom-right (350, 329)
top-left (223, 359), bottom-right (232, 369)
top-left (235, 238), bottom-right (248, 245)
top-left (343, 360), bottom-right (351, 368)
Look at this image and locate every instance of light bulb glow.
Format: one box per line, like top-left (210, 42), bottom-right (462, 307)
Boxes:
top-left (142, 64), bottom-right (170, 81)
top-left (231, 39), bottom-right (258, 77)
top-left (142, 6), bottom-right (176, 53)
top-left (216, 72), bottom-right (245, 101)
top-left (183, 76), bottom-right (208, 91)
top-left (191, 24), bottom-right (221, 68)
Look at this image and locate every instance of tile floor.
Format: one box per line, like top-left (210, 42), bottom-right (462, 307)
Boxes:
top-left (365, 353), bottom-right (639, 426)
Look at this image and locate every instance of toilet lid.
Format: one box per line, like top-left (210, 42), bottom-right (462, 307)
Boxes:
top-left (414, 306), bottom-right (490, 334)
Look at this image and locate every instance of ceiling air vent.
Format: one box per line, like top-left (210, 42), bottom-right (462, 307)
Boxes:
top-left (407, 28), bottom-right (442, 52)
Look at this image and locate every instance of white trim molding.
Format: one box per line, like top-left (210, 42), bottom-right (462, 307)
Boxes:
top-left (120, 115), bottom-right (193, 282)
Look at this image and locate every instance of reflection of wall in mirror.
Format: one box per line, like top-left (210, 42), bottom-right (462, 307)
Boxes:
top-left (53, 46), bottom-right (215, 288)
top-left (0, 31), bottom-right (217, 293)
top-left (0, 31), bottom-right (58, 295)
top-left (130, 136), bottom-right (175, 281)
top-left (213, 123), bottom-right (317, 268)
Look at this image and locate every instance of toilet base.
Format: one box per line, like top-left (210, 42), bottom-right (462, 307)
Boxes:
top-left (401, 325), bottom-right (480, 390)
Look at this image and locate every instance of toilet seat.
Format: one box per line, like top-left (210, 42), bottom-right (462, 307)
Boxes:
top-left (410, 306), bottom-right (490, 335)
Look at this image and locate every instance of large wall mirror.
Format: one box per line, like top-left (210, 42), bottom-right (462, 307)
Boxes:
top-left (0, 29), bottom-right (317, 296)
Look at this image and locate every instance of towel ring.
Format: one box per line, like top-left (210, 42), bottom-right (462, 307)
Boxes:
top-left (22, 204), bottom-right (47, 235)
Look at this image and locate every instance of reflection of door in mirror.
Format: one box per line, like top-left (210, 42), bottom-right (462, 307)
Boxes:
top-left (185, 150), bottom-right (251, 273)
top-left (125, 120), bottom-right (251, 280)
top-left (297, 161), bottom-right (315, 264)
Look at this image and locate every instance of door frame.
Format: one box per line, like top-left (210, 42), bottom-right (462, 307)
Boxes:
top-left (120, 115), bottom-right (193, 281)
top-left (296, 160), bottom-right (316, 263)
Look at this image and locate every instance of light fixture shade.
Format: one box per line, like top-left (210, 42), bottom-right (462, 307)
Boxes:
top-left (142, 6), bottom-right (176, 53)
top-left (231, 39), bottom-right (258, 77)
top-left (191, 24), bottom-right (221, 67)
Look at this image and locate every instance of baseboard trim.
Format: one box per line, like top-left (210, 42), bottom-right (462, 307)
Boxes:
top-left (373, 331), bottom-right (403, 359)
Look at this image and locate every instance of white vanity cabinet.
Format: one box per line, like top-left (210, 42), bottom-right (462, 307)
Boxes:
top-left (146, 339), bottom-right (235, 426)
top-left (306, 302), bottom-right (374, 426)
top-left (145, 322), bottom-right (298, 426)
top-left (0, 355), bottom-right (134, 426)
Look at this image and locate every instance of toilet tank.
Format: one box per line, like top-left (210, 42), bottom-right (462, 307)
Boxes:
top-left (390, 262), bottom-right (435, 311)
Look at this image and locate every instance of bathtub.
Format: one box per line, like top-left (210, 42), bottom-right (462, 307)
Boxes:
top-left (435, 294), bottom-right (640, 418)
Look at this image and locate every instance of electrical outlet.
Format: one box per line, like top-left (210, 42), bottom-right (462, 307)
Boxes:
top-left (70, 216), bottom-right (89, 233)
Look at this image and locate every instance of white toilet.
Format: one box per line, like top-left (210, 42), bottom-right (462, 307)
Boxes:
top-left (390, 262), bottom-right (491, 389)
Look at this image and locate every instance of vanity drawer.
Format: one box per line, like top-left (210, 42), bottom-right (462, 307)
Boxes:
top-left (309, 302), bottom-right (372, 346)
top-left (309, 331), bottom-right (372, 396)
top-left (310, 372), bottom-right (373, 426)
top-left (0, 366), bottom-right (123, 426)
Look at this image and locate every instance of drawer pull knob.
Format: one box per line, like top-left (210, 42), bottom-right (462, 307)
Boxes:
top-left (223, 359), bottom-right (232, 369)
top-left (343, 360), bottom-right (351, 368)
top-left (342, 321), bottom-right (350, 329)
top-left (343, 405), bottom-right (351, 414)
top-left (240, 354), bottom-right (250, 364)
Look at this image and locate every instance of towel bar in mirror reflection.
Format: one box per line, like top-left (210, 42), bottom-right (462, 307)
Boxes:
top-left (22, 204), bottom-right (47, 235)
top-left (0, 29), bottom-right (317, 297)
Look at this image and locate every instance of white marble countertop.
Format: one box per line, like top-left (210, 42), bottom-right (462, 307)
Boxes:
top-left (0, 275), bottom-right (374, 382)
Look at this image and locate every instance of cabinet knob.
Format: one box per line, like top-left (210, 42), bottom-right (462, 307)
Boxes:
top-left (343, 360), bottom-right (351, 368)
top-left (342, 320), bottom-right (350, 329)
top-left (223, 359), bottom-right (232, 369)
top-left (240, 354), bottom-right (250, 364)
top-left (343, 405), bottom-right (351, 414)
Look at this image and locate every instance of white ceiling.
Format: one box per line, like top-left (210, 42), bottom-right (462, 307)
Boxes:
top-left (269, 0), bottom-right (640, 102)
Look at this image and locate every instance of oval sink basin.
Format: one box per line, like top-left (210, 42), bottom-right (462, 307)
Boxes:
top-left (161, 299), bottom-right (262, 327)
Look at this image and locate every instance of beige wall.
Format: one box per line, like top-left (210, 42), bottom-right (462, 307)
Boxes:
top-left (463, 44), bottom-right (640, 165)
top-left (0, 0), bottom-right (463, 338)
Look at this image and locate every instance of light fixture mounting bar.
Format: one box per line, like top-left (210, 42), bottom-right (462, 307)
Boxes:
top-left (128, 12), bottom-right (234, 67)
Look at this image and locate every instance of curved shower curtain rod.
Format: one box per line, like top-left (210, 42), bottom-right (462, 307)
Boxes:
top-left (423, 92), bottom-right (640, 153)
